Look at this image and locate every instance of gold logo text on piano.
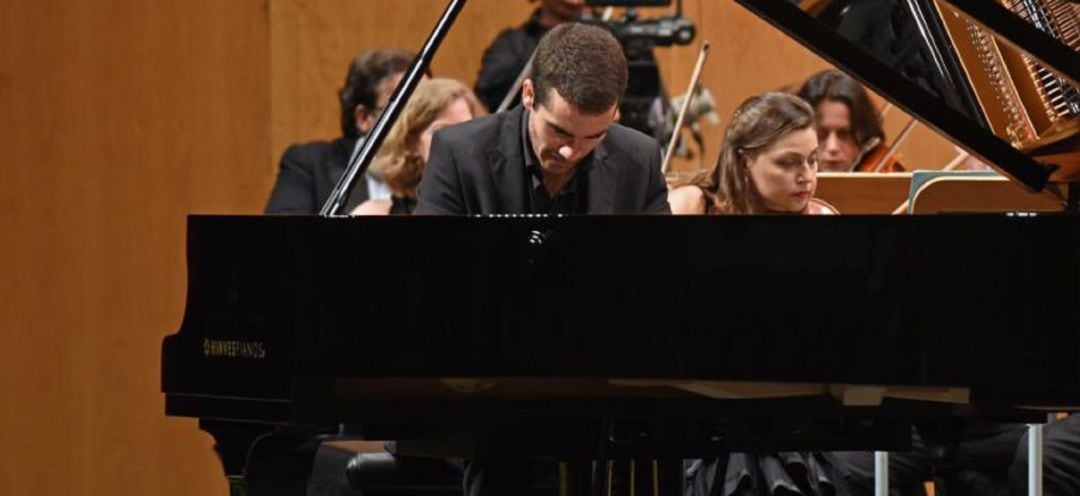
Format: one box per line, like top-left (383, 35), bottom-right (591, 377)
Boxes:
top-left (203, 339), bottom-right (267, 359)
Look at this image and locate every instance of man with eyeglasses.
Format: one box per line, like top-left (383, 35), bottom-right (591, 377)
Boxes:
top-left (265, 49), bottom-right (412, 214)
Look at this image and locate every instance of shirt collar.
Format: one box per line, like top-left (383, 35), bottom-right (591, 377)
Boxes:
top-left (520, 108), bottom-right (592, 194)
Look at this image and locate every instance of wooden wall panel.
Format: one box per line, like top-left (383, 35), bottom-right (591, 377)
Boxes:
top-left (0, 0), bottom-right (269, 495)
top-left (269, 0), bottom-right (955, 179)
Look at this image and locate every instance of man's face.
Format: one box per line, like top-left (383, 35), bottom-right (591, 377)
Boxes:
top-left (541, 0), bottom-right (587, 24)
top-left (354, 71), bottom-right (406, 135)
top-left (522, 80), bottom-right (617, 179)
top-left (815, 99), bottom-right (860, 172)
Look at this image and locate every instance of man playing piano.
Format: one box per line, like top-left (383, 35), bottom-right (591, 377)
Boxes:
top-left (415, 22), bottom-right (670, 216)
top-left (413, 21), bottom-right (668, 495)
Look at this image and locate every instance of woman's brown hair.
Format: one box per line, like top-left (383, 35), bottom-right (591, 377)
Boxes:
top-left (691, 92), bottom-right (815, 214)
top-left (369, 78), bottom-right (486, 199)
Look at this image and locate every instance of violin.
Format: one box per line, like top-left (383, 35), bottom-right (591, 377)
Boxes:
top-left (852, 116), bottom-right (918, 173)
top-left (854, 142), bottom-right (906, 172)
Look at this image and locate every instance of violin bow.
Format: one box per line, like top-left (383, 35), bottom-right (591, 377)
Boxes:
top-left (662, 41), bottom-right (710, 175)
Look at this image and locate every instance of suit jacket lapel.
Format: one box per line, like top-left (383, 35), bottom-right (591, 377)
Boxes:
top-left (489, 108), bottom-right (528, 214)
top-left (587, 143), bottom-right (618, 214)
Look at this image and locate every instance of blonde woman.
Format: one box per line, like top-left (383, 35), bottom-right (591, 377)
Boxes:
top-left (669, 91), bottom-right (838, 215)
top-left (352, 78), bottom-right (486, 215)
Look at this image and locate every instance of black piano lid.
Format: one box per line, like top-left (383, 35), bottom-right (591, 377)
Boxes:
top-left (735, 0), bottom-right (1079, 194)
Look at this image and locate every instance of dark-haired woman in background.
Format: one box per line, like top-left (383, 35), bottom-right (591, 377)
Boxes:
top-left (796, 70), bottom-right (903, 173)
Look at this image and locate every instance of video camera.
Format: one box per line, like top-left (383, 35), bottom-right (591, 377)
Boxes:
top-left (583, 0), bottom-right (695, 47)
top-left (581, 0), bottom-right (697, 138)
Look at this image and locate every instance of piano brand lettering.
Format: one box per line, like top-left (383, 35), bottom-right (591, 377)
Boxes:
top-left (203, 339), bottom-right (267, 359)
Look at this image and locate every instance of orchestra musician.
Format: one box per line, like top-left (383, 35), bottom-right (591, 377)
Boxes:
top-left (668, 92), bottom-right (838, 215)
top-left (265, 49), bottom-right (413, 214)
top-left (415, 22), bottom-right (669, 216)
top-left (795, 70), bottom-right (904, 173)
top-left (474, 0), bottom-right (588, 112)
top-left (351, 78), bottom-right (486, 215)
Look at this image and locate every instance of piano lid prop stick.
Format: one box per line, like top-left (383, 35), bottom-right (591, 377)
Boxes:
top-left (320, 0), bottom-right (469, 216)
top-left (662, 41), bottom-right (711, 175)
top-left (890, 151), bottom-right (969, 214)
top-left (870, 116), bottom-right (918, 173)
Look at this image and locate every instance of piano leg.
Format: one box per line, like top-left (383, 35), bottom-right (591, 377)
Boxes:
top-left (199, 419), bottom-right (276, 496)
top-left (655, 457), bottom-right (683, 496)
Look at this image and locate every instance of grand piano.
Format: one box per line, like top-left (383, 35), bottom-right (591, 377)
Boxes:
top-left (162, 0), bottom-right (1080, 495)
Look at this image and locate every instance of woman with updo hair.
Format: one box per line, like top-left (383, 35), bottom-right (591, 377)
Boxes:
top-left (352, 78), bottom-right (486, 215)
top-left (669, 91), bottom-right (838, 215)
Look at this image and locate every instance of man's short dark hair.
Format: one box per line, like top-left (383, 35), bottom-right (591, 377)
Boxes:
top-left (796, 70), bottom-right (885, 147)
top-left (531, 23), bottom-right (628, 115)
top-left (338, 49), bottom-right (414, 139)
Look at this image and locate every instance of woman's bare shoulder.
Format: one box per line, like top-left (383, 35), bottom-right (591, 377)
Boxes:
top-left (807, 198), bottom-right (840, 215)
top-left (350, 198), bottom-right (393, 216)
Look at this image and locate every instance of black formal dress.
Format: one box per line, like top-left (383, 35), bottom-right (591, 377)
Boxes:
top-left (389, 196), bottom-right (416, 215)
top-left (831, 422), bottom-right (1027, 496)
top-left (1011, 415), bottom-right (1080, 496)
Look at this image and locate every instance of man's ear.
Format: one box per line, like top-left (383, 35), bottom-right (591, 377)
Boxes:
top-left (521, 79), bottom-right (535, 112)
top-left (354, 105), bottom-right (371, 134)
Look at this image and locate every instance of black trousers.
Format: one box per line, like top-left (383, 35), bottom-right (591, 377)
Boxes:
top-left (832, 422), bottom-right (1027, 496)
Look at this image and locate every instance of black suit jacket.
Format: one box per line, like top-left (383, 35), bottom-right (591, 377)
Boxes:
top-left (264, 136), bottom-right (370, 214)
top-left (474, 11), bottom-right (546, 112)
top-left (415, 107), bottom-right (670, 215)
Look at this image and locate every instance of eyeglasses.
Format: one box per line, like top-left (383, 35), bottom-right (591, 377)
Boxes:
top-left (355, 104), bottom-right (386, 121)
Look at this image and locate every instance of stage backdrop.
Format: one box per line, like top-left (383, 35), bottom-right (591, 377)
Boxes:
top-left (0, 1), bottom-right (954, 495)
